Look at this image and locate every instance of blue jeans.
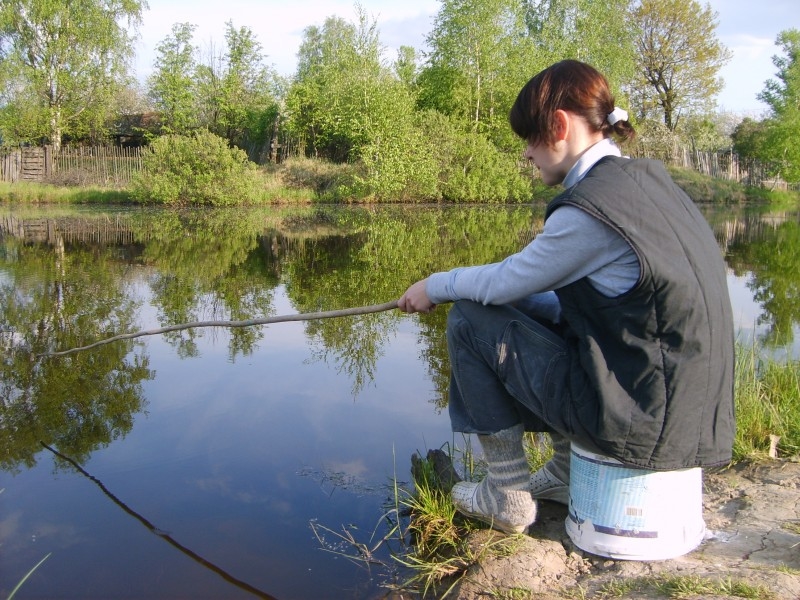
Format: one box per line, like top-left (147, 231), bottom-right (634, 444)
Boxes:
top-left (446, 300), bottom-right (601, 451)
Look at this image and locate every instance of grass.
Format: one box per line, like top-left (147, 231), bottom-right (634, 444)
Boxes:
top-left (667, 166), bottom-right (754, 204)
top-left (733, 342), bottom-right (800, 461)
top-left (4, 156), bottom-right (798, 206)
top-left (6, 552), bottom-right (52, 600)
top-left (594, 574), bottom-right (776, 599)
top-left (0, 161), bottom-right (319, 206)
top-left (0, 181), bottom-right (132, 204)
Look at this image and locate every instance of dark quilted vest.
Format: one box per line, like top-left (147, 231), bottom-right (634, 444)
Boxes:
top-left (547, 156), bottom-right (735, 469)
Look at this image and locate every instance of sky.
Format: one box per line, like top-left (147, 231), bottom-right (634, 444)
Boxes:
top-left (133, 0), bottom-right (799, 116)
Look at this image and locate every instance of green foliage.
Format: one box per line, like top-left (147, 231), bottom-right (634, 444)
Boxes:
top-left (755, 29), bottom-right (800, 184)
top-left (147, 22), bottom-right (200, 135)
top-left (732, 118), bottom-right (772, 162)
top-left (286, 14), bottom-right (368, 162)
top-left (666, 166), bottom-right (750, 204)
top-left (417, 110), bottom-right (532, 202)
top-left (734, 346), bottom-right (800, 462)
top-left (350, 91), bottom-right (441, 201)
top-left (285, 9), bottom-right (447, 201)
top-left (0, 0), bottom-right (145, 148)
top-left (394, 45), bottom-right (419, 90)
top-left (131, 130), bottom-right (262, 206)
top-left (633, 0), bottom-right (732, 130)
top-left (423, 0), bottom-right (535, 141)
top-left (677, 113), bottom-right (736, 152)
top-left (525, 0), bottom-right (637, 99)
top-left (197, 21), bottom-right (281, 154)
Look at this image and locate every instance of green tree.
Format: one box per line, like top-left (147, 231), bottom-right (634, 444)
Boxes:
top-left (633, 0), bottom-right (732, 130)
top-left (286, 8), bottom-right (431, 199)
top-left (198, 21), bottom-right (281, 155)
top-left (421, 0), bottom-right (534, 143)
top-left (0, 0), bottom-right (145, 149)
top-left (732, 117), bottom-right (771, 162)
top-left (394, 45), bottom-right (418, 90)
top-left (757, 29), bottom-right (800, 184)
top-left (147, 22), bottom-right (199, 135)
top-left (524, 0), bottom-right (637, 95)
top-left (287, 15), bottom-right (361, 161)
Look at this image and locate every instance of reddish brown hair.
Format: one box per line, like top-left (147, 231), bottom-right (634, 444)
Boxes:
top-left (509, 60), bottom-right (635, 147)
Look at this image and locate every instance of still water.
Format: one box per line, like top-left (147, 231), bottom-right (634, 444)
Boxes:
top-left (1, 203), bottom-right (799, 599)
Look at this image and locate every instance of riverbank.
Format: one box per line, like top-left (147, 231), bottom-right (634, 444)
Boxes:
top-left (1, 161), bottom-right (798, 206)
top-left (389, 447), bottom-right (800, 599)
top-left (430, 457), bottom-right (800, 600)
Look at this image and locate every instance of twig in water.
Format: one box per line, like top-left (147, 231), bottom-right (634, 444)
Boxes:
top-left (41, 300), bottom-right (399, 358)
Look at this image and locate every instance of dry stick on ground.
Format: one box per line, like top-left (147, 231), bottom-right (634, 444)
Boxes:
top-left (42, 300), bottom-right (400, 358)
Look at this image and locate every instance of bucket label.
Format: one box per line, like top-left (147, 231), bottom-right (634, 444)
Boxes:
top-left (569, 450), bottom-right (658, 537)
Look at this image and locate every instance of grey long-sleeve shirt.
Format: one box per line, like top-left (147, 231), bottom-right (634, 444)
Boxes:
top-left (425, 138), bottom-right (640, 321)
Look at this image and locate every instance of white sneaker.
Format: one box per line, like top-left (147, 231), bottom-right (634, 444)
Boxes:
top-left (451, 480), bottom-right (537, 534)
top-left (529, 466), bottom-right (569, 505)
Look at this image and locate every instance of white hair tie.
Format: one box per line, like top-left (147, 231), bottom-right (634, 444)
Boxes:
top-left (607, 107), bottom-right (628, 125)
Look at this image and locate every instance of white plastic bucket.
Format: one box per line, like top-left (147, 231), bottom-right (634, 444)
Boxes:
top-left (565, 443), bottom-right (705, 560)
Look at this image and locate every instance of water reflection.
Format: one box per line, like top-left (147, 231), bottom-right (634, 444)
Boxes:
top-left (1, 203), bottom-right (799, 599)
top-left (40, 442), bottom-right (279, 600)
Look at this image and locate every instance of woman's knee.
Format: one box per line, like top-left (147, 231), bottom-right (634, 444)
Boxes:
top-left (446, 300), bottom-right (478, 343)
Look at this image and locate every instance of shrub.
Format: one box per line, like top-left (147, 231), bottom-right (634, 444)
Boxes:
top-left (417, 110), bottom-right (532, 203)
top-left (131, 130), bottom-right (262, 206)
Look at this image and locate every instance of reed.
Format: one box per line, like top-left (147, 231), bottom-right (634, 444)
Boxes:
top-left (733, 342), bottom-right (800, 460)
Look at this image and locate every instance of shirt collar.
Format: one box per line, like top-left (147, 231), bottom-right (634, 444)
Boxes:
top-left (562, 138), bottom-right (623, 188)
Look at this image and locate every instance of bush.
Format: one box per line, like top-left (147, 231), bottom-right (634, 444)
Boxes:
top-left (417, 110), bottom-right (532, 203)
top-left (131, 130), bottom-right (262, 206)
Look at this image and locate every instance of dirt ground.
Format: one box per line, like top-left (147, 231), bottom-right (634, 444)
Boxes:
top-left (443, 458), bottom-right (800, 599)
top-left (389, 455), bottom-right (800, 599)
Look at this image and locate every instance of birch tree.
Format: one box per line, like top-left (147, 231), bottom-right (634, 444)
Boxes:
top-left (420, 0), bottom-right (534, 142)
top-left (0, 0), bottom-right (145, 149)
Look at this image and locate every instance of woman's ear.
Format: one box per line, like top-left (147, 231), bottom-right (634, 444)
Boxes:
top-left (553, 109), bottom-right (570, 142)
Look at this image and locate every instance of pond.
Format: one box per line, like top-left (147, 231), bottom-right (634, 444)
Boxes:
top-left (1, 202), bottom-right (799, 599)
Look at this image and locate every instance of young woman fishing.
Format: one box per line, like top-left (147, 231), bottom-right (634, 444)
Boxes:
top-left (397, 59), bottom-right (735, 534)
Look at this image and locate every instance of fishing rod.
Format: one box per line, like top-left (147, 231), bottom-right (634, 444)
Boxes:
top-left (41, 300), bottom-right (399, 358)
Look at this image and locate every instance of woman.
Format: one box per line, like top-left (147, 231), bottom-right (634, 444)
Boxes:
top-left (397, 60), bottom-right (735, 534)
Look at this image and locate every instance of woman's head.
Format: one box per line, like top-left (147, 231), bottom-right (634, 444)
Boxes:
top-left (509, 60), bottom-right (635, 147)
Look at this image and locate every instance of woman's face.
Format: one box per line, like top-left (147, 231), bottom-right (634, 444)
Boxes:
top-left (523, 140), bottom-right (569, 187)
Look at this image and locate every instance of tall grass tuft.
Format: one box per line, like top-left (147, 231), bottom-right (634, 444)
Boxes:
top-left (733, 342), bottom-right (800, 460)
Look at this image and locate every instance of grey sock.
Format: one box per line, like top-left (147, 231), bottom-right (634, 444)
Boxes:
top-left (546, 432), bottom-right (571, 484)
top-left (452, 423), bottom-right (537, 532)
top-left (479, 423), bottom-right (532, 491)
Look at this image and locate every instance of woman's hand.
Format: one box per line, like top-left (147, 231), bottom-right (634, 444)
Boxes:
top-left (398, 279), bottom-right (437, 314)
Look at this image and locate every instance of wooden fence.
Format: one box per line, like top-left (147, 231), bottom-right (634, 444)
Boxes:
top-left (0, 145), bottom-right (143, 187)
top-left (668, 146), bottom-right (789, 190)
top-left (0, 146), bottom-right (53, 183)
top-left (52, 146), bottom-right (145, 187)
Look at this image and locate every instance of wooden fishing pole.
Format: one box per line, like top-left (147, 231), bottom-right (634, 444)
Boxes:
top-left (42, 300), bottom-right (399, 358)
